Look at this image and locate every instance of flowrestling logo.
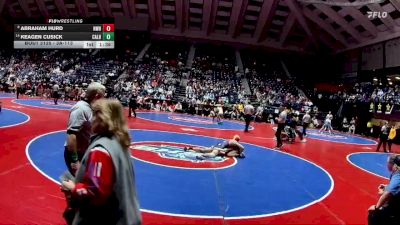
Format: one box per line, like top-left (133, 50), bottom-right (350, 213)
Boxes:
top-left (130, 142), bottom-right (236, 169)
top-left (367, 11), bottom-right (388, 19)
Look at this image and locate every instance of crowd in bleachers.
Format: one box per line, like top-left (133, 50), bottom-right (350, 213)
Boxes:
top-left (187, 45), bottom-right (245, 105)
top-left (0, 41), bottom-right (367, 128)
top-left (0, 43), bottom-right (320, 125)
top-left (306, 81), bottom-right (400, 107)
top-left (110, 40), bottom-right (188, 104)
top-left (0, 49), bottom-right (125, 100)
top-left (242, 51), bottom-right (313, 111)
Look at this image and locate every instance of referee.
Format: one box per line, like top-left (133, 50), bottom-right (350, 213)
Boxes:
top-left (244, 102), bottom-right (254, 132)
top-left (275, 107), bottom-right (289, 149)
top-left (52, 82), bottom-right (60, 105)
top-left (302, 111), bottom-right (311, 137)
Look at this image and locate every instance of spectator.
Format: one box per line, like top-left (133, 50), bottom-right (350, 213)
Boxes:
top-left (61, 99), bottom-right (142, 225)
top-left (388, 125), bottom-right (397, 152)
top-left (368, 154), bottom-right (400, 225)
top-left (342, 117), bottom-right (349, 132)
top-left (377, 121), bottom-right (390, 152)
top-left (62, 82), bottom-right (106, 224)
top-left (243, 102), bottom-right (254, 132)
top-left (302, 111), bottom-right (311, 136)
top-left (349, 117), bottom-right (356, 134)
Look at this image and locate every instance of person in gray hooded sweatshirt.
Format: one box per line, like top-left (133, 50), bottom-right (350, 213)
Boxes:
top-left (62, 99), bottom-right (142, 225)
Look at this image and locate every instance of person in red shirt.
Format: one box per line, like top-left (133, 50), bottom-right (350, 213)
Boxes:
top-left (61, 99), bottom-right (141, 225)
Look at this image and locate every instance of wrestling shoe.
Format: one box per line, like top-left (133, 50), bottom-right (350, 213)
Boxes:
top-left (184, 147), bottom-right (193, 151)
top-left (196, 155), bottom-right (205, 160)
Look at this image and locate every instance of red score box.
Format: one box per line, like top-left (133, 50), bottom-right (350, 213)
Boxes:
top-left (102, 24), bottom-right (115, 32)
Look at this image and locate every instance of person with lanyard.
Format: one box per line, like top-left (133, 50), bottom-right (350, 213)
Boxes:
top-left (388, 125), bottom-right (397, 153)
top-left (62, 82), bottom-right (106, 224)
top-left (302, 111), bottom-right (311, 137)
top-left (275, 107), bottom-right (289, 149)
top-left (376, 121), bottom-right (390, 152)
top-left (368, 154), bottom-right (400, 225)
top-left (243, 102), bottom-right (254, 132)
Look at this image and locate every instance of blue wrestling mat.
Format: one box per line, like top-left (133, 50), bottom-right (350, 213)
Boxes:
top-left (305, 130), bottom-right (377, 145)
top-left (137, 112), bottom-right (254, 131)
top-left (13, 99), bottom-right (74, 110)
top-left (272, 127), bottom-right (377, 145)
top-left (0, 93), bottom-right (15, 98)
top-left (27, 130), bottom-right (333, 218)
top-left (347, 152), bottom-right (391, 179)
top-left (0, 108), bottom-right (30, 128)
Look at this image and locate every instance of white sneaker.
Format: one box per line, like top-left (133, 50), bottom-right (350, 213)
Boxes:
top-left (300, 139), bottom-right (307, 143)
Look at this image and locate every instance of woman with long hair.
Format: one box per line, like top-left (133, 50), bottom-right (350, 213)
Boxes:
top-left (61, 99), bottom-right (142, 225)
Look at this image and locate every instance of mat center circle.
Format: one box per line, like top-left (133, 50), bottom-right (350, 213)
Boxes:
top-left (27, 130), bottom-right (333, 218)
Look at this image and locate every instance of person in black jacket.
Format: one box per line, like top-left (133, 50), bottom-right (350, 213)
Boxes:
top-left (128, 94), bottom-right (137, 118)
top-left (376, 121), bottom-right (390, 152)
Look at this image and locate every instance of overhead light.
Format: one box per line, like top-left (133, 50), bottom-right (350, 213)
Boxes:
top-left (396, 77), bottom-right (400, 80)
top-left (389, 82), bottom-right (393, 85)
top-left (373, 78), bottom-right (378, 81)
top-left (387, 78), bottom-right (391, 80)
top-left (379, 82), bottom-right (382, 85)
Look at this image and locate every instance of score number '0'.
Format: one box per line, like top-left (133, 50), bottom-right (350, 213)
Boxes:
top-left (103, 24), bottom-right (114, 32)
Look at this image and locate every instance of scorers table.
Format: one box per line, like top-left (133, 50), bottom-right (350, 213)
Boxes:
top-left (14, 19), bottom-right (114, 49)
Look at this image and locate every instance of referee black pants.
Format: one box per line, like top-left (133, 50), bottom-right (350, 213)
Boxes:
top-left (376, 135), bottom-right (388, 152)
top-left (244, 114), bottom-right (252, 132)
top-left (275, 123), bottom-right (285, 148)
top-left (63, 147), bottom-right (84, 176)
top-left (129, 106), bottom-right (136, 118)
top-left (53, 92), bottom-right (59, 105)
top-left (302, 122), bottom-right (310, 136)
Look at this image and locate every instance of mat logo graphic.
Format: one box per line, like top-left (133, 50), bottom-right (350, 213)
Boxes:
top-left (132, 144), bottom-right (224, 163)
top-left (308, 131), bottom-right (347, 139)
top-left (41, 101), bottom-right (74, 107)
top-left (168, 116), bottom-right (215, 125)
top-left (130, 143), bottom-right (235, 169)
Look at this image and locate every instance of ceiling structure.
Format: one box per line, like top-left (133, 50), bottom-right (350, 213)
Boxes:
top-left (1, 0), bottom-right (400, 53)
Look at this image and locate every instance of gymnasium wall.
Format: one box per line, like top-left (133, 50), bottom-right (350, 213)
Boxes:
top-left (385, 37), bottom-right (400, 68)
top-left (361, 43), bottom-right (384, 70)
